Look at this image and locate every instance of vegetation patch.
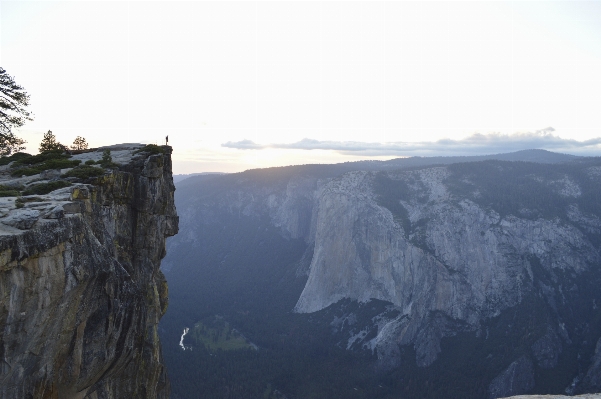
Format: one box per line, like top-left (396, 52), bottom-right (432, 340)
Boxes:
top-left (11, 150), bottom-right (67, 167)
top-left (0, 184), bottom-right (20, 197)
top-left (0, 152), bottom-right (32, 166)
top-left (62, 165), bottom-right (105, 180)
top-left (445, 159), bottom-right (601, 223)
top-left (44, 158), bottom-right (82, 169)
top-left (11, 167), bottom-right (42, 177)
top-left (96, 149), bottom-right (119, 168)
top-left (189, 316), bottom-right (255, 352)
top-left (134, 144), bottom-right (165, 155)
top-left (22, 180), bottom-right (72, 196)
top-left (10, 154), bottom-right (82, 177)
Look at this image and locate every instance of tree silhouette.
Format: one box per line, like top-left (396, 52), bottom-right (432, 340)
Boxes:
top-left (0, 67), bottom-right (31, 156)
top-left (71, 136), bottom-right (88, 151)
top-left (39, 130), bottom-right (64, 153)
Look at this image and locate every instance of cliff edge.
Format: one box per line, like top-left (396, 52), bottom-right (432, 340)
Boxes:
top-left (0, 144), bottom-right (178, 398)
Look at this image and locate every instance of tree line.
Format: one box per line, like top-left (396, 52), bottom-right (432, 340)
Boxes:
top-left (1, 67), bottom-right (88, 156)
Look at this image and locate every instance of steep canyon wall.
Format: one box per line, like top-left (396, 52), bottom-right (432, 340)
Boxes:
top-left (0, 145), bottom-right (178, 398)
top-left (168, 156), bottom-right (601, 397)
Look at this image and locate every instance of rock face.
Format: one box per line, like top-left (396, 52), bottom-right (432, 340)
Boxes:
top-left (488, 356), bottom-right (535, 399)
top-left (0, 146), bottom-right (178, 398)
top-left (582, 339), bottom-right (601, 392)
top-left (531, 328), bottom-right (563, 369)
top-left (294, 166), bottom-right (600, 371)
top-left (165, 155), bottom-right (601, 397)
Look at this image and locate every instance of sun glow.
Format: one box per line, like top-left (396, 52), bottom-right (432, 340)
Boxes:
top-left (2, 1), bottom-right (601, 174)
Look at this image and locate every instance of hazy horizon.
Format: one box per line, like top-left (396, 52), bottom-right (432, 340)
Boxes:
top-left (2, 1), bottom-right (601, 174)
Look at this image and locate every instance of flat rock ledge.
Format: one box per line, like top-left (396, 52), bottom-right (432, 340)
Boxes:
top-left (0, 143), bottom-right (147, 235)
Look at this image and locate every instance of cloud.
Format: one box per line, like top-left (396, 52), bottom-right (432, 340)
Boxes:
top-left (221, 139), bottom-right (265, 150)
top-left (222, 128), bottom-right (601, 156)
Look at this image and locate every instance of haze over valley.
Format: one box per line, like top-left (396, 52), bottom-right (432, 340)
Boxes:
top-left (161, 150), bottom-right (601, 398)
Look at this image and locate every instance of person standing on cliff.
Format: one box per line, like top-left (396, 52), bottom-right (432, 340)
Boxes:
top-left (166, 135), bottom-right (169, 145)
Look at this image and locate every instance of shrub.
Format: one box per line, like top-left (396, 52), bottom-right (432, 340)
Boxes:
top-left (0, 184), bottom-right (20, 197)
top-left (22, 180), bottom-right (72, 196)
top-left (61, 165), bottom-right (105, 180)
top-left (0, 190), bottom-right (20, 197)
top-left (134, 144), bottom-right (164, 155)
top-left (100, 149), bottom-right (112, 165)
top-left (0, 152), bottom-right (32, 166)
top-left (44, 158), bottom-right (81, 169)
top-left (98, 149), bottom-right (119, 168)
top-left (85, 159), bottom-right (96, 165)
top-left (10, 158), bottom-right (81, 177)
top-left (11, 167), bottom-right (42, 177)
top-left (11, 150), bottom-right (68, 167)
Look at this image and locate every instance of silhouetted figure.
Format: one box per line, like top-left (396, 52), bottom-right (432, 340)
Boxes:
top-left (166, 135), bottom-right (169, 145)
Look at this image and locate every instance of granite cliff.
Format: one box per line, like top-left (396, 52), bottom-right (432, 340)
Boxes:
top-left (0, 144), bottom-right (178, 398)
top-left (294, 161), bottom-right (601, 396)
top-left (163, 152), bottom-right (601, 398)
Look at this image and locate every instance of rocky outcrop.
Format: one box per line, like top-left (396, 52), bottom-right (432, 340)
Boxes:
top-left (488, 356), bottom-right (535, 398)
top-left (293, 166), bottom-right (600, 370)
top-left (0, 145), bottom-right (178, 398)
top-left (531, 328), bottom-right (562, 369)
top-left (581, 338), bottom-right (601, 392)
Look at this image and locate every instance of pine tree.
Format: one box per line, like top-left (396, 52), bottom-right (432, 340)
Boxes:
top-left (100, 149), bottom-right (113, 166)
top-left (39, 130), bottom-right (64, 153)
top-left (0, 67), bottom-right (31, 156)
top-left (71, 136), bottom-right (88, 151)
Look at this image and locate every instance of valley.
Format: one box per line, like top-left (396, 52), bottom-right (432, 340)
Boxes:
top-left (186, 316), bottom-right (258, 352)
top-left (160, 151), bottom-right (601, 399)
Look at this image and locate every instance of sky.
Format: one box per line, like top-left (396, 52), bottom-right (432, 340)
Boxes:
top-left (1, 1), bottom-right (601, 174)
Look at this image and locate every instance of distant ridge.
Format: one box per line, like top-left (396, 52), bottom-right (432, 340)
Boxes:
top-left (356, 149), bottom-right (580, 170)
top-left (173, 172), bottom-right (225, 184)
top-left (259, 149), bottom-right (582, 176)
top-left (177, 149), bottom-right (585, 185)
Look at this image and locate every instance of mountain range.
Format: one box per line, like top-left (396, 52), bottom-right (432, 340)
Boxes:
top-left (160, 149), bottom-right (601, 399)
